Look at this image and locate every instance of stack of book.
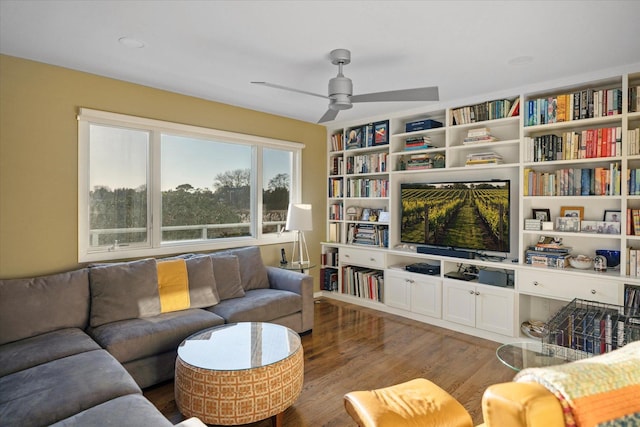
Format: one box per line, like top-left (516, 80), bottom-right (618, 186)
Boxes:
top-left (525, 237), bottom-right (571, 268)
top-left (320, 267), bottom-right (339, 292)
top-left (347, 224), bottom-right (388, 247)
top-left (463, 127), bottom-right (497, 144)
top-left (406, 153), bottom-right (432, 170)
top-left (405, 136), bottom-right (433, 151)
top-left (465, 152), bottom-right (503, 166)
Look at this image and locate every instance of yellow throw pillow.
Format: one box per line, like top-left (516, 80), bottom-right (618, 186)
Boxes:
top-left (157, 259), bottom-right (190, 313)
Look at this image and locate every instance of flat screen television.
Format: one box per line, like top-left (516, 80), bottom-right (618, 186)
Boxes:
top-left (400, 180), bottom-right (510, 253)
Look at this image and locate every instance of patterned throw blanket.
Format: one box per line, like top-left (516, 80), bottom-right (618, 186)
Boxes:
top-left (514, 341), bottom-right (640, 427)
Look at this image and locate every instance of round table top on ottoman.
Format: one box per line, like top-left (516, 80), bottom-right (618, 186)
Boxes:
top-left (175, 322), bottom-right (304, 426)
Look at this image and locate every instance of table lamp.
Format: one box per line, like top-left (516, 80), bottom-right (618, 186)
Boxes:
top-left (285, 203), bottom-right (313, 266)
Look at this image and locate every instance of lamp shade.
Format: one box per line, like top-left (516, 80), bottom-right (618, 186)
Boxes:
top-left (285, 203), bottom-right (313, 231)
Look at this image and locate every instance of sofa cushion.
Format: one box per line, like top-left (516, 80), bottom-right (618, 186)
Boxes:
top-left (0, 328), bottom-right (100, 377)
top-left (88, 308), bottom-right (225, 364)
top-left (0, 268), bottom-right (90, 345)
top-left (184, 255), bottom-right (220, 307)
top-left (89, 258), bottom-right (161, 327)
top-left (157, 258), bottom-right (191, 313)
top-left (225, 246), bottom-right (270, 291)
top-left (0, 349), bottom-right (141, 427)
top-left (49, 394), bottom-right (174, 427)
top-left (209, 288), bottom-right (301, 323)
top-left (209, 253), bottom-right (245, 300)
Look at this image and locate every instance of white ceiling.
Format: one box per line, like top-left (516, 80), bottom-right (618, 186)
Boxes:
top-left (2, 0), bottom-right (640, 125)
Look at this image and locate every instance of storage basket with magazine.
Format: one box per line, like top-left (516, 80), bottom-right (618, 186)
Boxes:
top-left (542, 298), bottom-right (640, 361)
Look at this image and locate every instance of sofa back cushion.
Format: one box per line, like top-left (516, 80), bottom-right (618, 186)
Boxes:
top-left (184, 255), bottom-right (220, 307)
top-left (0, 268), bottom-right (90, 345)
top-left (209, 254), bottom-right (245, 300)
top-left (225, 246), bottom-right (269, 291)
top-left (89, 258), bottom-right (161, 327)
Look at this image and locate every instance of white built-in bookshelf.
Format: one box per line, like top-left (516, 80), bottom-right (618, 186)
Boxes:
top-left (321, 69), bottom-right (640, 344)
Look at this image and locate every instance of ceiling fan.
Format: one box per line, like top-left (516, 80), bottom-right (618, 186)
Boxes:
top-left (252, 49), bottom-right (439, 123)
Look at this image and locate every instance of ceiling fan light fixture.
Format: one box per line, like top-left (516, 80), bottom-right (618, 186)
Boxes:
top-left (329, 95), bottom-right (353, 111)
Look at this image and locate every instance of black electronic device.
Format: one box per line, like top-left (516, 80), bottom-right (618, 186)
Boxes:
top-left (405, 263), bottom-right (440, 275)
top-left (417, 246), bottom-right (475, 259)
top-left (280, 248), bottom-right (288, 265)
top-left (444, 271), bottom-right (476, 281)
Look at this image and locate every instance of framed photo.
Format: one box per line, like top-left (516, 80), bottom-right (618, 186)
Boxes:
top-left (598, 221), bottom-right (621, 235)
top-left (560, 206), bottom-right (584, 220)
top-left (556, 216), bottom-right (580, 232)
top-left (532, 208), bottom-right (551, 222)
top-left (580, 220), bottom-right (598, 233)
top-left (603, 210), bottom-right (621, 222)
top-left (373, 120), bottom-right (389, 146)
top-left (360, 208), bottom-right (371, 221)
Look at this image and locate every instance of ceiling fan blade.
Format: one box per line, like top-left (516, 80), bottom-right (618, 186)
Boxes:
top-left (251, 81), bottom-right (329, 99)
top-left (318, 109), bottom-right (339, 123)
top-left (350, 86), bottom-right (439, 103)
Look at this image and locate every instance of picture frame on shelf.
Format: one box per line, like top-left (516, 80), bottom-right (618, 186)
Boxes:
top-left (373, 120), bottom-right (389, 146)
top-left (603, 210), bottom-right (621, 222)
top-left (532, 208), bottom-right (551, 222)
top-left (556, 217), bottom-right (580, 232)
top-left (560, 206), bottom-right (584, 220)
top-left (597, 221), bottom-right (621, 235)
top-left (360, 208), bottom-right (371, 221)
top-left (580, 220), bottom-right (598, 233)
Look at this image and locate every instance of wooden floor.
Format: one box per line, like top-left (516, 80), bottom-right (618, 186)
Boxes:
top-left (144, 297), bottom-right (517, 426)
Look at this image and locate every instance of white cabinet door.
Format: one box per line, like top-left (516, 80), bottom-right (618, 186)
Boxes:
top-left (442, 280), bottom-right (476, 327)
top-left (411, 276), bottom-right (442, 318)
top-left (476, 285), bottom-right (515, 336)
top-left (384, 271), bottom-right (411, 310)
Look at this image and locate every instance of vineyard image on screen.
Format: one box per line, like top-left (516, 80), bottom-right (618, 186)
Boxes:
top-left (401, 181), bottom-right (510, 253)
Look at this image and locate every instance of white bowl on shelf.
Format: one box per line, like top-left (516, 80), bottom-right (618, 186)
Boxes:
top-left (569, 255), bottom-right (593, 270)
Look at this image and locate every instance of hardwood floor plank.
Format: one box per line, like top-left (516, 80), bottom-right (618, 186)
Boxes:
top-left (144, 297), bottom-right (516, 426)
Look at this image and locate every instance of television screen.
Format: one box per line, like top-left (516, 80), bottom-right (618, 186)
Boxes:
top-left (400, 180), bottom-right (510, 253)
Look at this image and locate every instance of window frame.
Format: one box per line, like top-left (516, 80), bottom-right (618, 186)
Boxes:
top-left (78, 108), bottom-right (303, 262)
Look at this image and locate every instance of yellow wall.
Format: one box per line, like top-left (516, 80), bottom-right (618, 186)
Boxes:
top-left (0, 55), bottom-right (326, 284)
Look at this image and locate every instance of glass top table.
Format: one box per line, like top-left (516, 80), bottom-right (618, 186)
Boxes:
top-left (497, 341), bottom-right (571, 371)
top-left (177, 322), bottom-right (301, 371)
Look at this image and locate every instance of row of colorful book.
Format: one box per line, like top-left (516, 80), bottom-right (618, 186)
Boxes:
top-left (345, 178), bottom-right (389, 198)
top-left (329, 156), bottom-right (343, 176)
top-left (626, 127), bottom-right (640, 155)
top-left (320, 267), bottom-right (338, 292)
top-left (346, 152), bottom-right (388, 174)
top-left (523, 127), bottom-right (622, 163)
top-left (328, 177), bottom-right (343, 198)
top-left (328, 203), bottom-right (342, 221)
top-left (450, 97), bottom-right (519, 125)
top-left (330, 132), bottom-right (344, 152)
top-left (345, 122), bottom-right (388, 150)
top-left (523, 164), bottom-right (621, 196)
top-left (342, 266), bottom-right (384, 302)
top-left (627, 169), bottom-right (640, 195)
top-left (525, 88), bottom-right (623, 127)
top-left (465, 152), bottom-right (503, 166)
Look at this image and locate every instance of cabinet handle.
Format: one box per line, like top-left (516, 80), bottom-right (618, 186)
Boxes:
top-left (533, 281), bottom-right (540, 286)
top-left (469, 290), bottom-right (475, 295)
top-left (369, 257), bottom-right (375, 261)
top-left (344, 254), bottom-right (350, 258)
top-left (405, 279), bottom-right (415, 284)
top-left (591, 289), bottom-right (596, 295)
top-left (475, 291), bottom-right (480, 295)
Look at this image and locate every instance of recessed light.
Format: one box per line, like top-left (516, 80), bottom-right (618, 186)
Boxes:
top-left (118, 37), bottom-right (145, 49)
top-left (508, 56), bottom-right (533, 66)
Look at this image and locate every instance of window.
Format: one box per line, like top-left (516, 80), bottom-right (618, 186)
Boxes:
top-left (78, 108), bottom-right (303, 262)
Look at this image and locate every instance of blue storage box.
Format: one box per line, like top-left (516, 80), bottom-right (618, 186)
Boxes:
top-left (405, 119), bottom-right (443, 133)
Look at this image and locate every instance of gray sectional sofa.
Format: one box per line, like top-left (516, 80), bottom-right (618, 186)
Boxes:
top-left (0, 246), bottom-right (313, 427)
